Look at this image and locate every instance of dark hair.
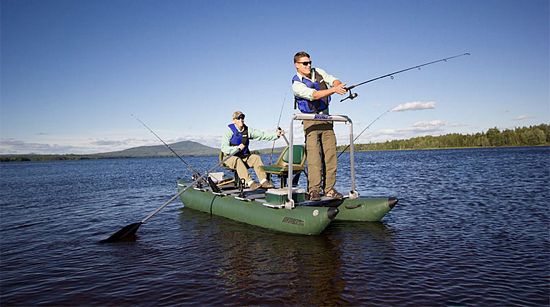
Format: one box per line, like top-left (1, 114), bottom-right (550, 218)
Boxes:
top-left (294, 51), bottom-right (310, 63)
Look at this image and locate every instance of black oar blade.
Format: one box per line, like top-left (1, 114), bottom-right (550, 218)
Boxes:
top-left (100, 222), bottom-right (142, 243)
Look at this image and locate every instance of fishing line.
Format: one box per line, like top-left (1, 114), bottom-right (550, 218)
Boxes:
top-left (131, 114), bottom-right (203, 180)
top-left (337, 107), bottom-right (393, 159)
top-left (270, 94), bottom-right (287, 164)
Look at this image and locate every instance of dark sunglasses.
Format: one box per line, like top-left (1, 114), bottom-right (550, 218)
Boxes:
top-left (298, 61), bottom-right (312, 66)
top-left (236, 114), bottom-right (245, 120)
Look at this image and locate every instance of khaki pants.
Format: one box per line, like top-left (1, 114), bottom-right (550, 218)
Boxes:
top-left (224, 154), bottom-right (267, 183)
top-left (303, 121), bottom-right (337, 194)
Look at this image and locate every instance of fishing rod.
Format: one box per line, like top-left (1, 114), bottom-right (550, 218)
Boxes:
top-left (100, 149), bottom-right (241, 243)
top-left (131, 114), bottom-right (205, 184)
top-left (341, 53), bottom-right (470, 102)
top-left (270, 95), bottom-right (287, 164)
top-left (337, 107), bottom-right (393, 159)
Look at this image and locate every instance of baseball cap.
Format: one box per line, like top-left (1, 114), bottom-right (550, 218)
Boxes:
top-left (232, 111), bottom-right (244, 119)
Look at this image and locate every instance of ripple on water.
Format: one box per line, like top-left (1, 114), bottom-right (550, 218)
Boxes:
top-left (1, 149), bottom-right (549, 305)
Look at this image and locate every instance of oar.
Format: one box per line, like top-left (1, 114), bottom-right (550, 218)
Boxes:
top-left (100, 150), bottom-right (239, 243)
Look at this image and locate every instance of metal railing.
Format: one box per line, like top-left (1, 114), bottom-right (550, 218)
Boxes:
top-left (285, 114), bottom-right (358, 209)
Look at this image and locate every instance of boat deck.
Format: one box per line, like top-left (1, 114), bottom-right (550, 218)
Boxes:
top-left (191, 179), bottom-right (343, 208)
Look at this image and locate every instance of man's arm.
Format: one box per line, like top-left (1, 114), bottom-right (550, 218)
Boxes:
top-left (248, 127), bottom-right (279, 141)
top-left (312, 83), bottom-right (347, 100)
top-left (313, 68), bottom-right (347, 99)
top-left (292, 68), bottom-right (347, 101)
top-left (220, 130), bottom-right (240, 155)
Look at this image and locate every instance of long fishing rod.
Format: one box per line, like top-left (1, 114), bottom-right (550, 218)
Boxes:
top-left (337, 107), bottom-right (393, 159)
top-left (131, 114), bottom-right (204, 182)
top-left (270, 95), bottom-right (287, 164)
top-left (341, 52), bottom-right (470, 102)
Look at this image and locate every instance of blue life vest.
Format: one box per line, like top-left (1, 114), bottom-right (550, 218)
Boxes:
top-left (228, 123), bottom-right (250, 158)
top-left (292, 68), bottom-right (330, 114)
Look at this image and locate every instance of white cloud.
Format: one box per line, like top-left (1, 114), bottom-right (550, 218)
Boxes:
top-left (89, 138), bottom-right (150, 147)
top-left (412, 120), bottom-right (446, 129)
top-left (514, 115), bottom-right (534, 120)
top-left (447, 122), bottom-right (469, 128)
top-left (391, 101), bottom-right (436, 112)
top-left (0, 138), bottom-right (87, 155)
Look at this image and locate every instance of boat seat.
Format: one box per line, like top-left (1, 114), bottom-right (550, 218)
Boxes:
top-left (260, 145), bottom-right (306, 188)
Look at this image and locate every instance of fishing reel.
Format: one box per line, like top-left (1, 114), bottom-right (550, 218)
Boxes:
top-left (340, 89), bottom-right (358, 102)
top-left (192, 173), bottom-right (203, 188)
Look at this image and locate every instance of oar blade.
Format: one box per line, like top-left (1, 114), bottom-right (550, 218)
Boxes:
top-left (100, 222), bottom-right (142, 243)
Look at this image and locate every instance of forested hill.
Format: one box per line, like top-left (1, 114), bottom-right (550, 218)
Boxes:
top-left (92, 140), bottom-right (218, 158)
top-left (0, 140), bottom-right (218, 162)
top-left (354, 124), bottom-right (550, 151)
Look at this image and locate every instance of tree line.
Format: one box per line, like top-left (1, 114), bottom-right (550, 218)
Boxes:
top-left (354, 124), bottom-right (550, 151)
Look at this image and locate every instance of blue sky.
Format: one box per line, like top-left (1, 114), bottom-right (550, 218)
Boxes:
top-left (1, 0), bottom-right (548, 154)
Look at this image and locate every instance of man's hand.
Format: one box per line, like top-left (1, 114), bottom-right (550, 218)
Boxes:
top-left (237, 144), bottom-right (246, 150)
top-left (332, 83), bottom-right (347, 95)
top-left (312, 81), bottom-right (348, 100)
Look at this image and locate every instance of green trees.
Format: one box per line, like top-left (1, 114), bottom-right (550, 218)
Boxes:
top-left (354, 124), bottom-right (550, 151)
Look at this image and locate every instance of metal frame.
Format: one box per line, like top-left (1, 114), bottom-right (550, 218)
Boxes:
top-left (285, 114), bottom-right (358, 209)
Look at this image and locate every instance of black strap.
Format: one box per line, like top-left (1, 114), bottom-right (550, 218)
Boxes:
top-left (241, 124), bottom-right (249, 145)
top-left (207, 176), bottom-right (221, 193)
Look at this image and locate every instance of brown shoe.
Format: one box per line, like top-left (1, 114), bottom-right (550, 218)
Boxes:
top-left (260, 181), bottom-right (274, 189)
top-left (248, 182), bottom-right (260, 191)
top-left (308, 190), bottom-right (321, 201)
top-left (325, 189), bottom-right (343, 199)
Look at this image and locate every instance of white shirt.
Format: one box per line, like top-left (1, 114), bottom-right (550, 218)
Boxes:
top-left (292, 67), bottom-right (339, 101)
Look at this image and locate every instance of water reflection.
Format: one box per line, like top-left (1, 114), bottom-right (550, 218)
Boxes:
top-left (178, 209), bottom-right (347, 305)
top-left (329, 220), bottom-right (397, 241)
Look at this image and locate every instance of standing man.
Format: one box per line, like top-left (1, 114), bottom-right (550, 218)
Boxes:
top-left (221, 111), bottom-right (284, 190)
top-left (292, 51), bottom-right (347, 200)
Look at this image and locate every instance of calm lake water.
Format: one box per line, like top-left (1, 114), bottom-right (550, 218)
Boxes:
top-left (1, 147), bottom-right (549, 306)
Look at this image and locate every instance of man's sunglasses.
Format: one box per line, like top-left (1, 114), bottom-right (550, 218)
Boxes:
top-left (236, 114), bottom-right (245, 120)
top-left (297, 61), bottom-right (312, 66)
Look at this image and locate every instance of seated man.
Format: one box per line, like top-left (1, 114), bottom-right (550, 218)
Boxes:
top-left (221, 111), bottom-right (284, 190)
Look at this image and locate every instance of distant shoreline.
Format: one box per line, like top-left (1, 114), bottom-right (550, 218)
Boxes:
top-left (2, 144), bottom-right (548, 163)
top-left (3, 123), bottom-right (548, 162)
top-left (0, 153), bottom-right (210, 163)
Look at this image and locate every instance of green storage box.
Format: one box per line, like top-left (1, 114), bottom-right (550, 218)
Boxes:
top-left (265, 188), bottom-right (306, 205)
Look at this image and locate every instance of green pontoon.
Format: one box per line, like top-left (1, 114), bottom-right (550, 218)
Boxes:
top-left (178, 114), bottom-right (397, 235)
top-left (177, 182), bottom-right (338, 235)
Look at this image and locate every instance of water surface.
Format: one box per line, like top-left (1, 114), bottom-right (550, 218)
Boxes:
top-left (1, 147), bottom-right (548, 305)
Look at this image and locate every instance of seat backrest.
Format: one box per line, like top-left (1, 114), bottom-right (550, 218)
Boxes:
top-left (279, 145), bottom-right (306, 166)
